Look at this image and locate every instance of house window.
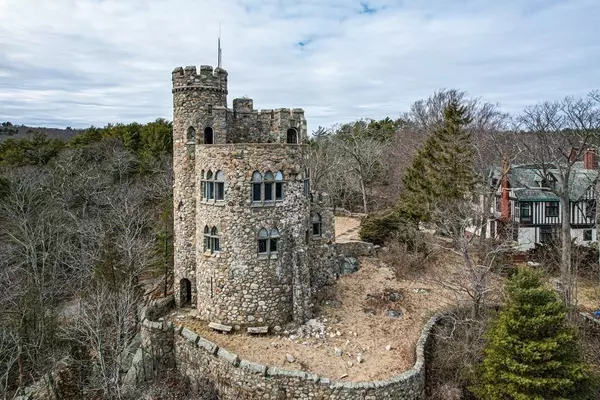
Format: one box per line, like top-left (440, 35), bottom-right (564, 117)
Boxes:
top-left (586, 199), bottom-right (596, 220)
top-left (251, 171), bottom-right (285, 204)
top-left (546, 202), bottom-right (559, 218)
top-left (286, 128), bottom-right (298, 144)
top-left (584, 229), bottom-right (593, 241)
top-left (495, 196), bottom-right (501, 212)
top-left (187, 127), bottom-right (196, 144)
top-left (539, 226), bottom-right (554, 244)
top-left (258, 228), bottom-right (279, 256)
top-left (203, 226), bottom-right (220, 253)
top-left (312, 214), bottom-right (322, 237)
top-left (204, 127), bottom-right (214, 144)
top-left (520, 202), bottom-right (532, 223)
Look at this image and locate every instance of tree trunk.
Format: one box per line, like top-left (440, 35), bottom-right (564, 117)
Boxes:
top-left (560, 191), bottom-right (573, 309)
top-left (359, 177), bottom-right (368, 214)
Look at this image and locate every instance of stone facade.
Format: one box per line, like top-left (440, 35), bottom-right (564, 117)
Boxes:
top-left (172, 64), bottom-right (337, 329)
top-left (137, 314), bottom-right (442, 400)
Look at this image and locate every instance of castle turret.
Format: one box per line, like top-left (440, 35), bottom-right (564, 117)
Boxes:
top-left (172, 65), bottom-right (228, 307)
top-left (173, 63), bottom-right (335, 330)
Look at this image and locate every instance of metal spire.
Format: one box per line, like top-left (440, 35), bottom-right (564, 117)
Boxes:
top-left (217, 23), bottom-right (222, 69)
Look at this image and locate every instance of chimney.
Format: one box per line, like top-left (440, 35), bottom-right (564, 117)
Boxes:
top-left (584, 148), bottom-right (598, 170)
top-left (500, 154), bottom-right (511, 222)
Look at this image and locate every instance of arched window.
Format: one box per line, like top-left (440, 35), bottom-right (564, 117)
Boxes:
top-left (258, 228), bottom-right (280, 256)
top-left (251, 171), bottom-right (285, 204)
top-left (252, 171), bottom-right (262, 202)
top-left (286, 128), bottom-right (298, 144)
top-left (204, 127), bottom-right (214, 144)
top-left (312, 214), bottom-right (322, 237)
top-left (204, 225), bottom-right (220, 253)
top-left (187, 127), bottom-right (196, 144)
top-left (264, 171), bottom-right (274, 202)
top-left (215, 170), bottom-right (225, 200)
top-left (201, 170), bottom-right (225, 201)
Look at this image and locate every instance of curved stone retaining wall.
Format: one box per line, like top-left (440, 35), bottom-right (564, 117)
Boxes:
top-left (138, 313), bottom-right (443, 400)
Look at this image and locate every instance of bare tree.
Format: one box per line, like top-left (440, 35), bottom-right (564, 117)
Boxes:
top-left (514, 93), bottom-right (600, 307)
top-left (430, 198), bottom-right (509, 319)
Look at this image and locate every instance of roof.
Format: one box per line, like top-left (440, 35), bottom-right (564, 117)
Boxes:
top-left (491, 163), bottom-right (598, 202)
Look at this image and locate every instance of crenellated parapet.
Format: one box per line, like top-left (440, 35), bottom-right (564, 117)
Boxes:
top-left (172, 65), bottom-right (228, 96)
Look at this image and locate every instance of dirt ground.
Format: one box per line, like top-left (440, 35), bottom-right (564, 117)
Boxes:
top-left (334, 216), bottom-right (361, 243)
top-left (172, 256), bottom-right (464, 382)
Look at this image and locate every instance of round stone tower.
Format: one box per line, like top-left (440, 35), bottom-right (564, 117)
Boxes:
top-left (172, 65), bottom-right (228, 308)
top-left (172, 64), bottom-right (313, 330)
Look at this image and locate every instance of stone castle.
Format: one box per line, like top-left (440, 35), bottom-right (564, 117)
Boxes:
top-left (172, 64), bottom-right (339, 331)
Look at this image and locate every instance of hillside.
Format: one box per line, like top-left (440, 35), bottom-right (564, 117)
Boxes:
top-left (0, 122), bottom-right (83, 141)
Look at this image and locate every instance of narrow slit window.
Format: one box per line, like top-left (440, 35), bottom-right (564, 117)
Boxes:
top-left (312, 214), bottom-right (322, 237)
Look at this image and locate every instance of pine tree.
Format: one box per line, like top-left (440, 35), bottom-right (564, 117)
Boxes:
top-left (398, 97), bottom-right (476, 222)
top-left (472, 267), bottom-right (596, 400)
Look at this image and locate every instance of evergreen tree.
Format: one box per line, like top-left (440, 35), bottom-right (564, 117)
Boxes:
top-left (398, 96), bottom-right (476, 221)
top-left (472, 267), bottom-right (596, 400)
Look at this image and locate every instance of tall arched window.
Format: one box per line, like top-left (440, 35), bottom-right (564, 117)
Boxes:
top-left (264, 171), bottom-right (274, 202)
top-left (187, 127), bottom-right (196, 144)
top-left (286, 128), bottom-right (298, 144)
top-left (252, 171), bottom-right (262, 202)
top-left (204, 127), bottom-right (214, 144)
top-left (258, 228), bottom-right (280, 256)
top-left (312, 214), bottom-right (322, 237)
top-left (215, 170), bottom-right (225, 200)
top-left (205, 170), bottom-right (214, 200)
top-left (275, 171), bottom-right (284, 200)
top-left (204, 225), bottom-right (220, 253)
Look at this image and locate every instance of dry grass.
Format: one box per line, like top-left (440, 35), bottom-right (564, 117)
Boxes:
top-left (171, 257), bottom-right (468, 382)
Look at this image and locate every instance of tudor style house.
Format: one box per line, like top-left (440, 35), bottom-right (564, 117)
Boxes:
top-left (486, 149), bottom-right (598, 250)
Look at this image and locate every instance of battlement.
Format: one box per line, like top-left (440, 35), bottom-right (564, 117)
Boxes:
top-left (172, 65), bottom-right (228, 94)
top-left (233, 98), bottom-right (254, 113)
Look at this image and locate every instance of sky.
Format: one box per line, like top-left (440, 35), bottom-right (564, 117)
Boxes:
top-left (0, 0), bottom-right (599, 132)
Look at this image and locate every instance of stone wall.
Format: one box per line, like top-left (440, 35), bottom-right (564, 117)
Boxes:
top-left (335, 241), bottom-right (376, 258)
top-left (309, 192), bottom-right (339, 288)
top-left (139, 313), bottom-right (443, 400)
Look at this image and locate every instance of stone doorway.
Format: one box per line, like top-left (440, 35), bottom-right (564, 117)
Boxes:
top-left (180, 278), bottom-right (192, 306)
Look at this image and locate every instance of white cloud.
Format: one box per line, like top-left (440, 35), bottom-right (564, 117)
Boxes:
top-left (0, 0), bottom-right (599, 132)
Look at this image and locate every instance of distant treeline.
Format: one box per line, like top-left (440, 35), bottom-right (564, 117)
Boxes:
top-left (0, 119), bottom-right (173, 168)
